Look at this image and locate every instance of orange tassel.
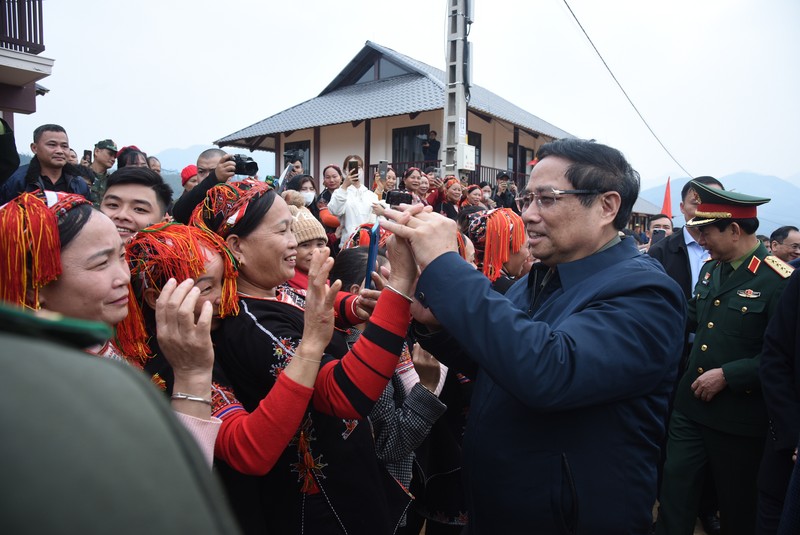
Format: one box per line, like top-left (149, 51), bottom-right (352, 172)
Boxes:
top-left (482, 209), bottom-right (525, 282)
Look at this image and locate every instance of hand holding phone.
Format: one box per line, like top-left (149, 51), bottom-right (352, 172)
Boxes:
top-left (363, 222), bottom-right (381, 290)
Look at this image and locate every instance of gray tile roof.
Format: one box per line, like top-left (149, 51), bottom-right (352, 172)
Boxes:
top-left (217, 41), bottom-right (572, 145)
top-left (632, 196), bottom-right (661, 215)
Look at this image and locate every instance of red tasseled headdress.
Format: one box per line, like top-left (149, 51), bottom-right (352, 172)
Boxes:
top-left (466, 208), bottom-right (526, 282)
top-left (190, 179), bottom-right (271, 238)
top-left (0, 191), bottom-right (87, 309)
top-left (126, 221), bottom-right (239, 318)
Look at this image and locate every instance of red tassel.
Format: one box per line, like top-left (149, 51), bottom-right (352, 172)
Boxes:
top-left (0, 193), bottom-right (62, 309)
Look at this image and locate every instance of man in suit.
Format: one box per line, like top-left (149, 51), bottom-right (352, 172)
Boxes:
top-left (656, 181), bottom-right (793, 535)
top-left (383, 138), bottom-right (686, 534)
top-left (758, 268), bottom-right (800, 534)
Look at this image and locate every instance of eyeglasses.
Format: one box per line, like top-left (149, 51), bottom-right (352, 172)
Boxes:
top-left (778, 242), bottom-right (800, 251)
top-left (515, 188), bottom-right (601, 211)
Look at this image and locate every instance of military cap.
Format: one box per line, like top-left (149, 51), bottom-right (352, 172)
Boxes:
top-left (94, 139), bottom-right (118, 153)
top-left (686, 180), bottom-right (770, 227)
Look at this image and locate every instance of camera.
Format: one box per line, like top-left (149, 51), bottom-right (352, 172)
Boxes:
top-left (283, 149), bottom-right (304, 163)
top-left (232, 154), bottom-right (258, 176)
top-left (385, 190), bottom-right (413, 206)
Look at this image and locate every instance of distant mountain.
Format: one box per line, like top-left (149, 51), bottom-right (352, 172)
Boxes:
top-left (641, 172), bottom-right (800, 236)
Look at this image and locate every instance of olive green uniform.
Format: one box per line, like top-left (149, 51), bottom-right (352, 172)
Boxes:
top-left (657, 244), bottom-right (792, 535)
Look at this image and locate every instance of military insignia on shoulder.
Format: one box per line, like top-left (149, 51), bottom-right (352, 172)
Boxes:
top-left (764, 255), bottom-right (794, 278)
top-left (747, 256), bottom-right (761, 274)
top-left (737, 289), bottom-right (761, 298)
top-left (701, 271), bottom-right (711, 285)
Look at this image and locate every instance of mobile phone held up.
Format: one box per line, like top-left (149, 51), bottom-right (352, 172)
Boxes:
top-left (378, 160), bottom-right (388, 182)
top-left (83, 150), bottom-right (92, 164)
top-left (651, 228), bottom-right (667, 245)
top-left (347, 160), bottom-right (359, 175)
top-left (363, 222), bottom-right (381, 290)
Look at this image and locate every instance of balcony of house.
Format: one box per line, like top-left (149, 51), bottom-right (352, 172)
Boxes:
top-left (1, 0), bottom-right (53, 118)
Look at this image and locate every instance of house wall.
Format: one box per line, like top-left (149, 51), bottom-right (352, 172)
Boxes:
top-left (279, 110), bottom-right (553, 188)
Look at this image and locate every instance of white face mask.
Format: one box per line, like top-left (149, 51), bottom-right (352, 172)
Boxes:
top-left (301, 191), bottom-right (315, 206)
top-left (483, 192), bottom-right (491, 201)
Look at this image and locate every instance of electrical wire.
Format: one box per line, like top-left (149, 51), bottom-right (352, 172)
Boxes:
top-left (561, 0), bottom-right (693, 177)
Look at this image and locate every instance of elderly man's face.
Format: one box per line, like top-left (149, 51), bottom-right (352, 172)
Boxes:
top-left (521, 156), bottom-right (610, 267)
top-left (772, 230), bottom-right (800, 262)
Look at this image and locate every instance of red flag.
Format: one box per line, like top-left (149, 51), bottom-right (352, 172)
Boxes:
top-left (660, 176), bottom-right (672, 219)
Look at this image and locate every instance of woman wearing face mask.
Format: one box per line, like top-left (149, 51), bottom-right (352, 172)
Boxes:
top-left (479, 181), bottom-right (497, 209)
top-left (284, 174), bottom-right (321, 221)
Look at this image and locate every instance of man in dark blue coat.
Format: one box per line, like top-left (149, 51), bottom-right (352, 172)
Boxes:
top-left (382, 138), bottom-right (686, 534)
top-left (0, 123), bottom-right (89, 204)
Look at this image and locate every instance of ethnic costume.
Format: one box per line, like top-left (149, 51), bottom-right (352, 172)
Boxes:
top-left (194, 180), bottom-right (414, 534)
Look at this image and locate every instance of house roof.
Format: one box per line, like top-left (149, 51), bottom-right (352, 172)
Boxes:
top-left (632, 196), bottom-right (661, 215)
top-left (217, 41), bottom-right (573, 150)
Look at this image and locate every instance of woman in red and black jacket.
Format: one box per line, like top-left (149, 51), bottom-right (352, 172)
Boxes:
top-left (193, 179), bottom-right (417, 535)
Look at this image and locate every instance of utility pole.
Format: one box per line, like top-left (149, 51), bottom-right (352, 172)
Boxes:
top-left (442, 0), bottom-right (475, 179)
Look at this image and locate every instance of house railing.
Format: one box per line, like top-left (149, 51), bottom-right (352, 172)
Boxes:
top-left (1, 0), bottom-right (45, 54)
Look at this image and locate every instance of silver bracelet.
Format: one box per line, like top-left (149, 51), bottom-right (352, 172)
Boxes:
top-left (291, 353), bottom-right (322, 365)
top-left (171, 392), bottom-right (212, 405)
top-left (384, 284), bottom-right (413, 303)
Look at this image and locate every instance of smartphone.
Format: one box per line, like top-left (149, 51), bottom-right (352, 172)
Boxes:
top-left (651, 228), bottom-right (667, 245)
top-left (385, 190), bottom-right (413, 206)
top-left (347, 160), bottom-right (359, 174)
top-left (363, 222), bottom-right (381, 290)
top-left (378, 160), bottom-right (388, 182)
top-left (83, 149), bottom-right (92, 164)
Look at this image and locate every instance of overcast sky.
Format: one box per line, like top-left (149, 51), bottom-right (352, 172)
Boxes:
top-left (13, 0), bottom-right (799, 188)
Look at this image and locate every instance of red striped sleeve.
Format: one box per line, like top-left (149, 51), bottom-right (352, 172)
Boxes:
top-left (313, 290), bottom-right (411, 418)
top-left (334, 291), bottom-right (362, 328)
top-left (213, 373), bottom-right (313, 475)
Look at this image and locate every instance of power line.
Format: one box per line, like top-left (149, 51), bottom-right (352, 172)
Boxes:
top-left (561, 0), bottom-right (693, 177)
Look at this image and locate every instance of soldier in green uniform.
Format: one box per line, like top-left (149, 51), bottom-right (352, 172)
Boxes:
top-left (656, 181), bottom-right (794, 535)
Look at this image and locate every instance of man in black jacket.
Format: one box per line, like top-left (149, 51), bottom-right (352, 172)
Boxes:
top-left (0, 124), bottom-right (90, 204)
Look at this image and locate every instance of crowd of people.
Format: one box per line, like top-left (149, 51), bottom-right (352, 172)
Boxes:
top-left (1, 117), bottom-right (799, 535)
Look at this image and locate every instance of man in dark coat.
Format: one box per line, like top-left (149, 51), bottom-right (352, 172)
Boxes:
top-left (657, 181), bottom-right (792, 535)
top-left (382, 138), bottom-right (686, 534)
top-left (0, 124), bottom-right (89, 204)
top-left (758, 269), bottom-right (800, 533)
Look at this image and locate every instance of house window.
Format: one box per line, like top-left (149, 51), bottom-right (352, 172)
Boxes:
top-left (284, 140), bottom-right (310, 174)
top-left (468, 131), bottom-right (481, 167)
top-left (392, 125), bottom-right (429, 170)
top-left (507, 143), bottom-right (534, 177)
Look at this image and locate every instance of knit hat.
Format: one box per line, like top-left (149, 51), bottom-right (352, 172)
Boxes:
top-left (181, 164), bottom-right (198, 186)
top-left (289, 206), bottom-right (327, 245)
top-left (466, 208), bottom-right (526, 282)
